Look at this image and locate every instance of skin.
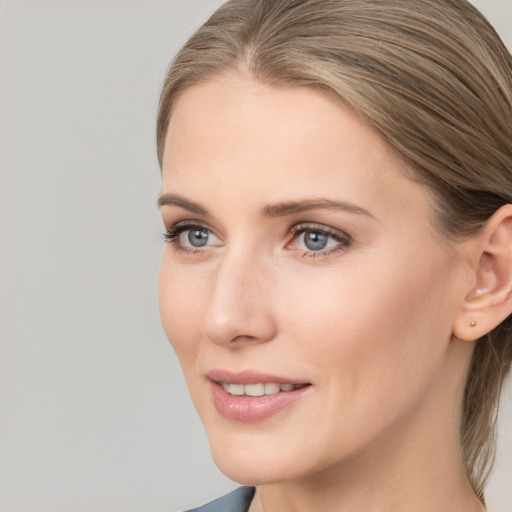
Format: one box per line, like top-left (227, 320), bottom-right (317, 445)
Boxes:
top-left (159, 75), bottom-right (487, 512)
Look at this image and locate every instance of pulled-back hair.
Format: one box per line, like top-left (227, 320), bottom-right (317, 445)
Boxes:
top-left (157, 0), bottom-right (512, 498)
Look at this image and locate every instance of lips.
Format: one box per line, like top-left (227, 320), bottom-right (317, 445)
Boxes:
top-left (207, 370), bottom-right (312, 422)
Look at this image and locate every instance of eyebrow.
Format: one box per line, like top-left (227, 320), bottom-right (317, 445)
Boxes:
top-left (158, 193), bottom-right (374, 219)
top-left (261, 198), bottom-right (374, 219)
top-left (158, 193), bottom-right (209, 216)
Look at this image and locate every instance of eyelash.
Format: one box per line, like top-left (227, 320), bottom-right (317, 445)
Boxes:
top-left (288, 223), bottom-right (351, 258)
top-left (162, 222), bottom-right (352, 258)
top-left (162, 221), bottom-right (212, 255)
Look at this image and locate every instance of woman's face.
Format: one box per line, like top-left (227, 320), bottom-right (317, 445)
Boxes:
top-left (159, 75), bottom-right (471, 485)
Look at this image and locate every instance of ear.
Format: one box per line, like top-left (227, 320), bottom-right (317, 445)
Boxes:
top-left (453, 204), bottom-right (512, 341)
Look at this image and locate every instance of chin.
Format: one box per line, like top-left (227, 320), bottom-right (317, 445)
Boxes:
top-left (211, 449), bottom-right (294, 486)
top-left (207, 432), bottom-right (277, 484)
top-left (206, 423), bottom-right (342, 487)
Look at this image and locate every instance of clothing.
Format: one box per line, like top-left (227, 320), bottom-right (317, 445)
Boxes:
top-left (185, 487), bottom-right (256, 512)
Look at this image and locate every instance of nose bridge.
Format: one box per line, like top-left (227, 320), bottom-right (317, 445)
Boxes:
top-left (202, 246), bottom-right (276, 346)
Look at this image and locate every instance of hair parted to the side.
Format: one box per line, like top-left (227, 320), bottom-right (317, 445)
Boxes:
top-left (157, 0), bottom-right (512, 498)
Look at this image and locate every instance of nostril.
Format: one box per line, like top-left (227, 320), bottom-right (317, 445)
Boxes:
top-left (231, 334), bottom-right (259, 343)
top-left (202, 314), bottom-right (277, 347)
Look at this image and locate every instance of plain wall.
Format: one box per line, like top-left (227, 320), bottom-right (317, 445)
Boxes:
top-left (0, 1), bottom-right (510, 511)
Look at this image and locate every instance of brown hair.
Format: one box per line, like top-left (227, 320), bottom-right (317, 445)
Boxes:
top-left (157, 0), bottom-right (512, 498)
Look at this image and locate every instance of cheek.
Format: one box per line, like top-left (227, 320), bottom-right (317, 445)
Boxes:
top-left (283, 250), bottom-right (456, 413)
top-left (158, 256), bottom-right (208, 363)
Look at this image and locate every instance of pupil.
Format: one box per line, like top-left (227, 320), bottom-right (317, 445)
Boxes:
top-left (304, 230), bottom-right (328, 251)
top-left (188, 229), bottom-right (209, 247)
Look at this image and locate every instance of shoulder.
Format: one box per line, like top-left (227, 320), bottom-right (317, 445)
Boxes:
top-left (184, 487), bottom-right (256, 512)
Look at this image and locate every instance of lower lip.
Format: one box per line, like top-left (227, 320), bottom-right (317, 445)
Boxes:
top-left (210, 381), bottom-right (312, 422)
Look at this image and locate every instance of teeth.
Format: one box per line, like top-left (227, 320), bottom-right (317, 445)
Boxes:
top-left (245, 383), bottom-right (265, 396)
top-left (221, 382), bottom-right (301, 396)
top-left (229, 383), bottom-right (245, 396)
top-left (264, 383), bottom-right (281, 395)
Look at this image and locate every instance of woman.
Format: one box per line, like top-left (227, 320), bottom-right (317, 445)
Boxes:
top-left (157, 1), bottom-right (512, 511)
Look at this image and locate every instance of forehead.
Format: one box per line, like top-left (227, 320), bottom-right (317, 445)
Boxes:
top-left (167, 75), bottom-right (380, 145)
top-left (162, 75), bottom-right (433, 226)
top-left (165, 75), bottom-right (392, 175)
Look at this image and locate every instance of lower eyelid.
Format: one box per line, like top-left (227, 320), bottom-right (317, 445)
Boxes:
top-left (300, 246), bottom-right (346, 258)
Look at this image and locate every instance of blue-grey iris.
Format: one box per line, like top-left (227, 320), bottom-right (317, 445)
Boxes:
top-left (304, 230), bottom-right (328, 250)
top-left (188, 228), bottom-right (209, 247)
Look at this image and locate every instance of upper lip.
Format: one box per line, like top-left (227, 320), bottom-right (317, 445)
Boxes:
top-left (206, 369), bottom-right (310, 385)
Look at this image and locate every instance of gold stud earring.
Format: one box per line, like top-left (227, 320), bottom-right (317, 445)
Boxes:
top-left (470, 321), bottom-right (477, 327)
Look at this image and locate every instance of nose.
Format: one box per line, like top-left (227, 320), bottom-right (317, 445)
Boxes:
top-left (202, 251), bottom-right (277, 347)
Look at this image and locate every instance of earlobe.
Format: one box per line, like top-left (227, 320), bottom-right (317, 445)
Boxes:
top-left (453, 204), bottom-right (512, 341)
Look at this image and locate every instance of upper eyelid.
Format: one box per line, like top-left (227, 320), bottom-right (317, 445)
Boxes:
top-left (288, 222), bottom-right (350, 239)
top-left (164, 220), bottom-right (351, 247)
top-left (165, 219), bottom-right (216, 235)
top-left (168, 219), bottom-right (210, 228)
top-left (166, 219), bottom-right (348, 232)
top-left (290, 223), bottom-right (343, 233)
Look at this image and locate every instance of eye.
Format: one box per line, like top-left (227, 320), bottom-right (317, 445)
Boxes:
top-left (163, 223), bottom-right (221, 252)
top-left (300, 230), bottom-right (333, 251)
top-left (288, 224), bottom-right (350, 256)
top-left (185, 227), bottom-right (210, 247)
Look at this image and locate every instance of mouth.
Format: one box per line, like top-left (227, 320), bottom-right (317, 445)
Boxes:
top-left (207, 370), bottom-right (312, 422)
top-left (219, 382), bottom-right (308, 396)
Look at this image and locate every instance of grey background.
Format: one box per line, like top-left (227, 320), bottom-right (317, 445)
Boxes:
top-left (0, 1), bottom-right (510, 511)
